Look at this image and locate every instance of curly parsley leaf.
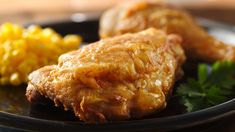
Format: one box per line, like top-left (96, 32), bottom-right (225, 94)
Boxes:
top-left (176, 61), bottom-right (235, 112)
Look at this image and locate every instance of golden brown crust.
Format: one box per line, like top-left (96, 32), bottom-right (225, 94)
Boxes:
top-left (99, 0), bottom-right (235, 62)
top-left (26, 28), bottom-right (185, 123)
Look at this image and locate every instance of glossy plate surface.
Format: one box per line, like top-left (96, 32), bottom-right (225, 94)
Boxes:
top-left (0, 17), bottom-right (235, 132)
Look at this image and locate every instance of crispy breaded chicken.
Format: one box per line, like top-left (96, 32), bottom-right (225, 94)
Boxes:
top-left (99, 0), bottom-right (235, 62)
top-left (26, 28), bottom-right (185, 123)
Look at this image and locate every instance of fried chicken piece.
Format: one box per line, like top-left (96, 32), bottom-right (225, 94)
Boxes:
top-left (99, 1), bottom-right (235, 62)
top-left (26, 28), bottom-right (185, 123)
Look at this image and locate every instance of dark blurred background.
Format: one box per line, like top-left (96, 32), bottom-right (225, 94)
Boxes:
top-left (0, 0), bottom-right (235, 25)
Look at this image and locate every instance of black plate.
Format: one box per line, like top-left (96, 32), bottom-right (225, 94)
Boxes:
top-left (0, 16), bottom-right (235, 132)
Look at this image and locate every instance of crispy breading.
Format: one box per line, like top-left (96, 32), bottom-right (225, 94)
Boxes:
top-left (26, 28), bottom-right (185, 123)
top-left (99, 0), bottom-right (235, 62)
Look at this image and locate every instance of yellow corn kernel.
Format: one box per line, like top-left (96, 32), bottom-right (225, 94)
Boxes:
top-left (63, 35), bottom-right (82, 48)
top-left (13, 39), bottom-right (27, 51)
top-left (3, 41), bottom-right (12, 51)
top-left (0, 22), bottom-right (82, 86)
top-left (18, 62), bottom-right (31, 75)
top-left (12, 49), bottom-right (25, 58)
top-left (12, 24), bottom-right (23, 38)
top-left (10, 73), bottom-right (21, 86)
top-left (51, 34), bottom-right (62, 44)
top-left (27, 25), bottom-right (42, 34)
top-left (2, 52), bottom-right (10, 61)
top-left (11, 50), bottom-right (25, 65)
top-left (42, 28), bottom-right (55, 39)
top-left (0, 23), bottom-right (16, 40)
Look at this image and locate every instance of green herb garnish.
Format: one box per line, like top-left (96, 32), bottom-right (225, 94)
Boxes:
top-left (176, 61), bottom-right (235, 112)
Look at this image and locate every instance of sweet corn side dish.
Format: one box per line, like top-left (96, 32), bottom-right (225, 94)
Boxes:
top-left (0, 23), bottom-right (82, 86)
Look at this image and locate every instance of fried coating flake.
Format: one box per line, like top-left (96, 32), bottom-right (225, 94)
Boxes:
top-left (99, 0), bottom-right (235, 62)
top-left (26, 28), bottom-right (185, 123)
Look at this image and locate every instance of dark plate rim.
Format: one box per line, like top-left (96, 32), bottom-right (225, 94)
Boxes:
top-left (0, 98), bottom-right (234, 131)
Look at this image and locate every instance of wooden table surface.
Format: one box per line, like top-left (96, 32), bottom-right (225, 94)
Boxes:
top-left (0, 0), bottom-right (234, 131)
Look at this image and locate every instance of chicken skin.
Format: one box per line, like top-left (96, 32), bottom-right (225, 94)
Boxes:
top-left (99, 1), bottom-right (235, 62)
top-left (26, 28), bottom-right (185, 123)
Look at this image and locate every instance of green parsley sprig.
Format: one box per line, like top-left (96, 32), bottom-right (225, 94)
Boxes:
top-left (176, 61), bottom-right (235, 112)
